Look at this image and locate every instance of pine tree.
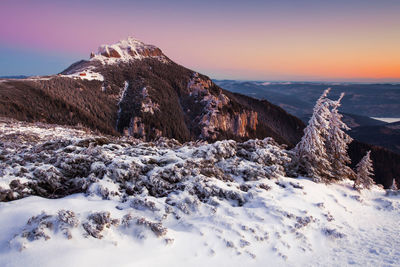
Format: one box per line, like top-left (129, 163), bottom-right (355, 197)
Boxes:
top-left (391, 179), bottom-right (398, 191)
top-left (325, 93), bottom-right (355, 181)
top-left (294, 88), bottom-right (333, 182)
top-left (353, 151), bottom-right (375, 190)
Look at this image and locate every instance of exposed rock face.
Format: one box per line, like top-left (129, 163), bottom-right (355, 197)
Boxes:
top-left (140, 87), bottom-right (159, 115)
top-left (137, 46), bottom-right (163, 57)
top-left (129, 116), bottom-right (146, 137)
top-left (200, 111), bottom-right (258, 139)
top-left (101, 47), bottom-right (122, 58)
top-left (187, 73), bottom-right (258, 139)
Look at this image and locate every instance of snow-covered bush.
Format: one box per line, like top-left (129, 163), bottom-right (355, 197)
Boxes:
top-left (83, 212), bottom-right (120, 239)
top-left (10, 210), bottom-right (79, 250)
top-left (1, 125), bottom-right (293, 203)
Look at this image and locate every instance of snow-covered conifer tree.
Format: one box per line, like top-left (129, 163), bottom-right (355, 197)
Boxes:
top-left (391, 179), bottom-right (398, 191)
top-left (353, 151), bottom-right (375, 190)
top-left (325, 93), bottom-right (355, 180)
top-left (294, 88), bottom-right (333, 182)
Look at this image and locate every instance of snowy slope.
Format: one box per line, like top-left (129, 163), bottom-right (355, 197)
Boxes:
top-left (0, 120), bottom-right (399, 267)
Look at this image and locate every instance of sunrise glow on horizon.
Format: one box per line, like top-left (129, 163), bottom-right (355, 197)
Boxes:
top-left (1, 0), bottom-right (400, 82)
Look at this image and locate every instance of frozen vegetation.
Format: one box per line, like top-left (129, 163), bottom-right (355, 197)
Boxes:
top-left (0, 118), bottom-right (399, 267)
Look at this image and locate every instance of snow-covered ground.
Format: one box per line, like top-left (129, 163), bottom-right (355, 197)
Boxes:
top-left (61, 66), bottom-right (104, 81)
top-left (0, 119), bottom-right (399, 267)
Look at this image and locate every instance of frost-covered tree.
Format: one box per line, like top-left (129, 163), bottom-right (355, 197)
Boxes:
top-left (391, 179), bottom-right (398, 191)
top-left (325, 93), bottom-right (355, 181)
top-left (294, 88), bottom-right (333, 182)
top-left (353, 151), bottom-right (375, 190)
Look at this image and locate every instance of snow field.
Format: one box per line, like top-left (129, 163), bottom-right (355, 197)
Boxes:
top-left (0, 120), bottom-right (399, 267)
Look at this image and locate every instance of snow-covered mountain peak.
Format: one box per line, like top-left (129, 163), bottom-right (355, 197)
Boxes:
top-left (90, 36), bottom-right (167, 64)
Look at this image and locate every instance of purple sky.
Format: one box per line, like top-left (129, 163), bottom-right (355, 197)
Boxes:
top-left (1, 0), bottom-right (400, 81)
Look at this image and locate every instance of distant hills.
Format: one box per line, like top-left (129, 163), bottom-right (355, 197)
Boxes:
top-left (214, 80), bottom-right (400, 118)
top-left (0, 75), bottom-right (28, 79)
top-left (300, 113), bottom-right (386, 128)
top-left (349, 122), bottom-right (400, 155)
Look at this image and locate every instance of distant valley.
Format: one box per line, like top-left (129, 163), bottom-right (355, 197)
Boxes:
top-left (214, 80), bottom-right (400, 118)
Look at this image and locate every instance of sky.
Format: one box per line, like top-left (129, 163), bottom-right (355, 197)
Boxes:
top-left (1, 0), bottom-right (400, 82)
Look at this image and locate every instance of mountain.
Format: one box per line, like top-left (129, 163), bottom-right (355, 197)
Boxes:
top-left (0, 37), bottom-right (399, 187)
top-left (0, 37), bottom-right (304, 146)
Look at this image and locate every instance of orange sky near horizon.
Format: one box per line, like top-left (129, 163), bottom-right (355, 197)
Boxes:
top-left (1, 0), bottom-right (399, 82)
top-left (171, 18), bottom-right (400, 81)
